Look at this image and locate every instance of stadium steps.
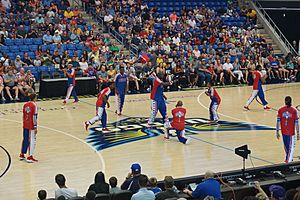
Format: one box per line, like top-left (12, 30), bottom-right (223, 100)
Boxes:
top-left (80, 11), bottom-right (131, 56)
top-left (256, 21), bottom-right (282, 55)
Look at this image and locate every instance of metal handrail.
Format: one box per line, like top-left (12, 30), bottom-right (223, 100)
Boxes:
top-left (252, 0), bottom-right (297, 55)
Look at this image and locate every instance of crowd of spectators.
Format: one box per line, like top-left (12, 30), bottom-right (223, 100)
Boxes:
top-left (84, 0), bottom-right (300, 90)
top-left (37, 163), bottom-right (300, 200)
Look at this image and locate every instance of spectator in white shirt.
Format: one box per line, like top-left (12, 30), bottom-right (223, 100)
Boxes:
top-left (104, 12), bottom-right (113, 24)
top-left (1, 0), bottom-right (11, 10)
top-left (193, 46), bottom-right (201, 59)
top-left (222, 58), bottom-right (236, 84)
top-left (55, 174), bottom-right (78, 200)
top-left (172, 35), bottom-right (180, 45)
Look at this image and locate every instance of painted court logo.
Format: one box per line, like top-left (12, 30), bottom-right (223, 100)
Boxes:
top-left (86, 117), bottom-right (275, 151)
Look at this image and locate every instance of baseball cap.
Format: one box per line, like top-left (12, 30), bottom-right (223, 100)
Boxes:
top-left (131, 163), bottom-right (141, 173)
top-left (269, 185), bottom-right (285, 200)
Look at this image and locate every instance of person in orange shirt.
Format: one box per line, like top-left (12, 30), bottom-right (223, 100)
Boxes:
top-left (169, 11), bottom-right (177, 24)
top-left (73, 6), bottom-right (81, 18)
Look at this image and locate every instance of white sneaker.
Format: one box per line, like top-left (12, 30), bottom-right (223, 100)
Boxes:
top-left (185, 137), bottom-right (191, 144)
top-left (14, 97), bottom-right (19, 101)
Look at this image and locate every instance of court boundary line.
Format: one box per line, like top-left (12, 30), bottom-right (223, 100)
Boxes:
top-left (0, 118), bottom-right (106, 172)
top-left (196, 90), bottom-right (278, 165)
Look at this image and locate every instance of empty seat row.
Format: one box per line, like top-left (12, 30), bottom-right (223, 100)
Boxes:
top-left (1, 43), bottom-right (85, 51)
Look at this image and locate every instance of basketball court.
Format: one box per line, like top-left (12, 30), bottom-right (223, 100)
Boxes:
top-left (1, 83), bottom-right (300, 199)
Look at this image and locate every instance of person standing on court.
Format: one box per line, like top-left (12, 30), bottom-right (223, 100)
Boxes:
top-left (85, 83), bottom-right (115, 132)
top-left (276, 96), bottom-right (299, 163)
top-left (63, 63), bottom-right (79, 104)
top-left (115, 66), bottom-right (128, 116)
top-left (244, 65), bottom-right (270, 110)
top-left (19, 90), bottom-right (38, 163)
top-left (205, 82), bottom-right (221, 124)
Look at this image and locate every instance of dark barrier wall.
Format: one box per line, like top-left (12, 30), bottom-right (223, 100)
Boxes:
top-left (258, 1), bottom-right (300, 47)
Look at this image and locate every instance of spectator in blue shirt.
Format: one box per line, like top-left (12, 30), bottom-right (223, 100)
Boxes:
top-left (131, 174), bottom-right (155, 200)
top-left (148, 177), bottom-right (161, 195)
top-left (43, 31), bottom-right (53, 44)
top-left (183, 171), bottom-right (221, 200)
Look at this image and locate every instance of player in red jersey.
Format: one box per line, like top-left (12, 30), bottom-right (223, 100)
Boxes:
top-left (205, 82), bottom-right (221, 124)
top-left (276, 96), bottom-right (299, 163)
top-left (165, 101), bottom-right (190, 144)
top-left (244, 65), bottom-right (270, 110)
top-left (85, 83), bottom-right (115, 132)
top-left (19, 91), bottom-right (38, 163)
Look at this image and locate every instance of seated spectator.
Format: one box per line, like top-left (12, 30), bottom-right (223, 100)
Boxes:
top-left (232, 58), bottom-right (245, 84)
top-left (121, 163), bottom-right (142, 193)
top-left (55, 174), bottom-right (78, 199)
top-left (149, 177), bottom-right (161, 195)
top-left (34, 56), bottom-right (42, 67)
top-left (0, 71), bottom-right (5, 102)
top-left (43, 31), bottom-right (53, 44)
top-left (269, 185), bottom-right (285, 200)
top-left (53, 30), bottom-right (62, 44)
top-left (107, 64), bottom-right (116, 82)
top-left (84, 63), bottom-right (97, 77)
top-left (88, 171), bottom-right (109, 194)
top-left (64, 7), bottom-right (74, 19)
top-left (183, 171), bottom-right (221, 200)
top-left (186, 62), bottom-right (198, 88)
top-left (70, 56), bottom-right (80, 70)
top-left (23, 53), bottom-right (33, 66)
top-left (4, 69), bottom-right (19, 101)
top-left (16, 68), bottom-right (32, 96)
top-left (131, 174), bottom-right (155, 200)
top-left (85, 191), bottom-right (96, 200)
top-left (222, 58), bottom-right (236, 84)
top-left (109, 176), bottom-right (121, 194)
top-left (14, 55), bottom-right (26, 68)
top-left (16, 25), bottom-right (27, 38)
top-left (52, 50), bottom-right (62, 69)
top-left (155, 176), bottom-right (179, 200)
top-left (79, 57), bottom-right (88, 71)
top-left (35, 14), bottom-right (45, 25)
top-left (70, 29), bottom-right (80, 44)
top-left (38, 190), bottom-right (47, 200)
top-left (97, 65), bottom-right (109, 84)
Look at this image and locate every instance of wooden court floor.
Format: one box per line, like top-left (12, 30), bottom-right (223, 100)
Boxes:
top-left (1, 83), bottom-right (300, 199)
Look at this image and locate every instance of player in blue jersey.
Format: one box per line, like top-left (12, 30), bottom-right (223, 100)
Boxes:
top-left (63, 63), bottom-right (79, 104)
top-left (115, 66), bottom-right (128, 116)
top-left (148, 73), bottom-right (172, 137)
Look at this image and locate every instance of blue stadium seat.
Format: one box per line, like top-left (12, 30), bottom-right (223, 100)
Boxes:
top-left (0, 46), bottom-right (9, 53)
top-left (5, 39), bottom-right (14, 46)
top-left (14, 39), bottom-right (24, 46)
top-left (29, 45), bottom-right (38, 52)
top-left (41, 45), bottom-right (48, 52)
top-left (24, 38), bottom-right (33, 45)
top-left (9, 46), bottom-right (20, 53)
top-left (67, 44), bottom-right (76, 50)
top-left (28, 52), bottom-right (35, 59)
top-left (76, 43), bottom-right (84, 50)
top-left (33, 38), bottom-right (43, 45)
top-left (19, 45), bottom-right (29, 52)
